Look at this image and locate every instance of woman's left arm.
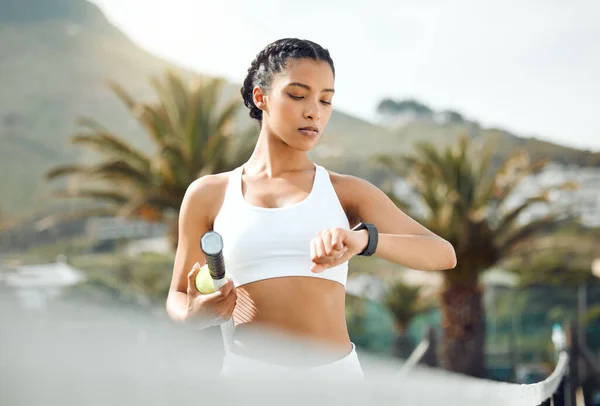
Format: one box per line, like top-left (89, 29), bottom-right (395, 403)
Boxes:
top-left (310, 175), bottom-right (457, 273)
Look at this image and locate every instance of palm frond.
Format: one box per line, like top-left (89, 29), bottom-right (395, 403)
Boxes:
top-left (494, 153), bottom-right (550, 204)
top-left (46, 164), bottom-right (89, 180)
top-left (87, 160), bottom-right (153, 186)
top-left (496, 214), bottom-right (576, 257)
top-left (116, 190), bottom-right (182, 218)
top-left (495, 194), bottom-right (550, 233)
top-left (137, 104), bottom-right (170, 146)
top-left (70, 133), bottom-right (151, 171)
top-left (150, 72), bottom-right (187, 140)
top-left (108, 81), bottom-right (137, 110)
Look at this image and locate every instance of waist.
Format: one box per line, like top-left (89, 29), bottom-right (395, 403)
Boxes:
top-left (230, 324), bottom-right (354, 367)
top-left (232, 277), bottom-right (350, 361)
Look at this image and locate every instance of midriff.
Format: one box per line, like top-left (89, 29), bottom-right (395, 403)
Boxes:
top-left (230, 276), bottom-right (353, 365)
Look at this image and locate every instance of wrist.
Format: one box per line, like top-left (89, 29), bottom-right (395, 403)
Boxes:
top-left (351, 222), bottom-right (378, 256)
top-left (183, 309), bottom-right (213, 330)
top-left (357, 229), bottom-right (369, 253)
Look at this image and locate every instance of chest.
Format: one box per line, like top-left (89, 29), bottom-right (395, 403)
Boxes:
top-left (241, 173), bottom-right (315, 210)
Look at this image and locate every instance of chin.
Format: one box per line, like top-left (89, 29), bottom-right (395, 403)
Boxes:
top-left (296, 139), bottom-right (319, 152)
top-left (283, 134), bottom-right (319, 152)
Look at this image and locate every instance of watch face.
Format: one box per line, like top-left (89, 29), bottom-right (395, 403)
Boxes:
top-left (352, 222), bottom-right (366, 231)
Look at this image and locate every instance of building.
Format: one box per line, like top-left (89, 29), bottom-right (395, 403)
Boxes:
top-left (1, 255), bottom-right (86, 310)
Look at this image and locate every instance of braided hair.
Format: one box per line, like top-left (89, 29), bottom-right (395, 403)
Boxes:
top-left (241, 38), bottom-right (335, 123)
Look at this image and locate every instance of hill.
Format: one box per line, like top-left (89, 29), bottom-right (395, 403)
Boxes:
top-left (1, 0), bottom-right (598, 219)
top-left (0, 0), bottom-right (397, 216)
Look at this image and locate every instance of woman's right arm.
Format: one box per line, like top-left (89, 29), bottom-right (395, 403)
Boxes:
top-left (165, 175), bottom-right (236, 325)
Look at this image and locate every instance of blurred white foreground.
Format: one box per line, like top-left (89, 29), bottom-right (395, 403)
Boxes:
top-left (0, 277), bottom-right (566, 406)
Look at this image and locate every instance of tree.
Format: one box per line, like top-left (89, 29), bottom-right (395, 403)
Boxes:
top-left (375, 135), bottom-right (579, 377)
top-left (376, 98), bottom-right (401, 117)
top-left (383, 278), bottom-right (422, 359)
top-left (46, 71), bottom-right (257, 249)
top-left (376, 98), bottom-right (433, 118)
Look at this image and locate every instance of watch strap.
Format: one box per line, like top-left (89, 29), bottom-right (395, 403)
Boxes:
top-left (351, 222), bottom-right (378, 256)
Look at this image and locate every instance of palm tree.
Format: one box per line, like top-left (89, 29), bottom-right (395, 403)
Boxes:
top-left (383, 279), bottom-right (422, 359)
top-left (375, 136), bottom-right (579, 377)
top-left (45, 71), bottom-right (257, 249)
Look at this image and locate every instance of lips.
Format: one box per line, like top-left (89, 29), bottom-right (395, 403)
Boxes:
top-left (299, 126), bottom-right (319, 136)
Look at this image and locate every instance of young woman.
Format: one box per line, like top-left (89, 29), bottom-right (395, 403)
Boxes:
top-left (166, 38), bottom-right (456, 380)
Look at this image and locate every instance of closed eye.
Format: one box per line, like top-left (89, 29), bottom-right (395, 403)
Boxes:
top-left (288, 94), bottom-right (331, 106)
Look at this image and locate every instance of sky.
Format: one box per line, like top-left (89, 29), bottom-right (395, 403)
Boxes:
top-left (89, 0), bottom-right (600, 152)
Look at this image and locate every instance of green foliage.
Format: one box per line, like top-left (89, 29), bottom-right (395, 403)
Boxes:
top-left (345, 294), bottom-right (396, 354)
top-left (375, 135), bottom-right (586, 376)
top-left (70, 251), bottom-right (175, 305)
top-left (382, 279), bottom-right (422, 331)
top-left (503, 225), bottom-right (600, 287)
top-left (376, 135), bottom-right (579, 288)
top-left (440, 110), bottom-right (465, 123)
top-left (3, 3), bottom-right (600, 219)
top-left (44, 71), bottom-right (257, 247)
top-left (376, 98), bottom-right (433, 117)
top-left (488, 284), bottom-right (600, 357)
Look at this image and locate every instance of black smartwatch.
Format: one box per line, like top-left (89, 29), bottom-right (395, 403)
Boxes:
top-left (351, 222), bottom-right (378, 256)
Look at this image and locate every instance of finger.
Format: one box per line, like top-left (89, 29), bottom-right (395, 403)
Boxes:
top-left (225, 299), bottom-right (237, 320)
top-left (187, 263), bottom-right (201, 295)
top-left (224, 284), bottom-right (237, 306)
top-left (310, 238), bottom-right (317, 262)
top-left (217, 294), bottom-right (236, 319)
top-left (330, 229), bottom-right (345, 252)
top-left (315, 238), bottom-right (328, 263)
top-left (218, 279), bottom-right (235, 297)
top-left (203, 282), bottom-right (229, 301)
top-left (323, 235), bottom-right (344, 261)
top-left (327, 250), bottom-right (353, 269)
top-left (321, 230), bottom-right (333, 256)
top-left (328, 243), bottom-right (345, 259)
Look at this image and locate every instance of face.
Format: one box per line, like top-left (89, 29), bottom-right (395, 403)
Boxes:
top-left (253, 58), bottom-right (335, 151)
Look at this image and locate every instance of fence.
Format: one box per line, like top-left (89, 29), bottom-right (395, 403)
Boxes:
top-left (399, 322), bottom-right (600, 405)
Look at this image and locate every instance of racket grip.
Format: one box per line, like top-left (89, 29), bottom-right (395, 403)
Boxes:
top-left (212, 277), bottom-right (227, 290)
top-left (212, 277), bottom-right (234, 353)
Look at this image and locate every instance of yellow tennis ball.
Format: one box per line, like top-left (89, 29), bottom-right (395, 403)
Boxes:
top-left (194, 264), bottom-right (229, 294)
top-left (194, 264), bottom-right (215, 294)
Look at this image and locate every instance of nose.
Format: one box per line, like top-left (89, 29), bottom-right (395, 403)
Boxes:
top-left (304, 100), bottom-right (320, 121)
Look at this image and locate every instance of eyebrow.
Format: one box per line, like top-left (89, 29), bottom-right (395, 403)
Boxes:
top-left (287, 82), bottom-right (335, 93)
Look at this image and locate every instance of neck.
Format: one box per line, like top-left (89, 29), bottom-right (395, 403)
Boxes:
top-left (244, 125), bottom-right (314, 178)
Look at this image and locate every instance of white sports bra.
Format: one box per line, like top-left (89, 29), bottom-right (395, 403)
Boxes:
top-left (212, 164), bottom-right (350, 288)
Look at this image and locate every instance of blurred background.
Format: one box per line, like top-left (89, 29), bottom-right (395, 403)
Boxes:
top-left (1, 0), bottom-right (599, 404)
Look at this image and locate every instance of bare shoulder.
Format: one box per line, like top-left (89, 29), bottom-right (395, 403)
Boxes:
top-left (181, 171), bottom-right (233, 226)
top-left (326, 169), bottom-right (373, 192)
top-left (325, 169), bottom-right (379, 225)
top-left (187, 171), bottom-right (231, 195)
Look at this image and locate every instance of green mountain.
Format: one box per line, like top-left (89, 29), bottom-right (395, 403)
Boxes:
top-left (0, 0), bottom-right (194, 216)
top-left (1, 0), bottom-right (598, 219)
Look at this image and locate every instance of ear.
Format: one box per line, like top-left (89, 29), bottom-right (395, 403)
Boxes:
top-left (252, 86), bottom-right (267, 111)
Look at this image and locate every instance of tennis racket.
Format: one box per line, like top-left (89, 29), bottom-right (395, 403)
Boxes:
top-left (200, 231), bottom-right (235, 353)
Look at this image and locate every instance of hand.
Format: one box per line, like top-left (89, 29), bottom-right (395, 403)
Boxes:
top-left (310, 227), bottom-right (369, 273)
top-left (185, 263), bottom-right (237, 327)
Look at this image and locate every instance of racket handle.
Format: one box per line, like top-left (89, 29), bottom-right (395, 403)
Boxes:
top-left (212, 277), bottom-right (234, 353)
top-left (201, 231), bottom-right (234, 353)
